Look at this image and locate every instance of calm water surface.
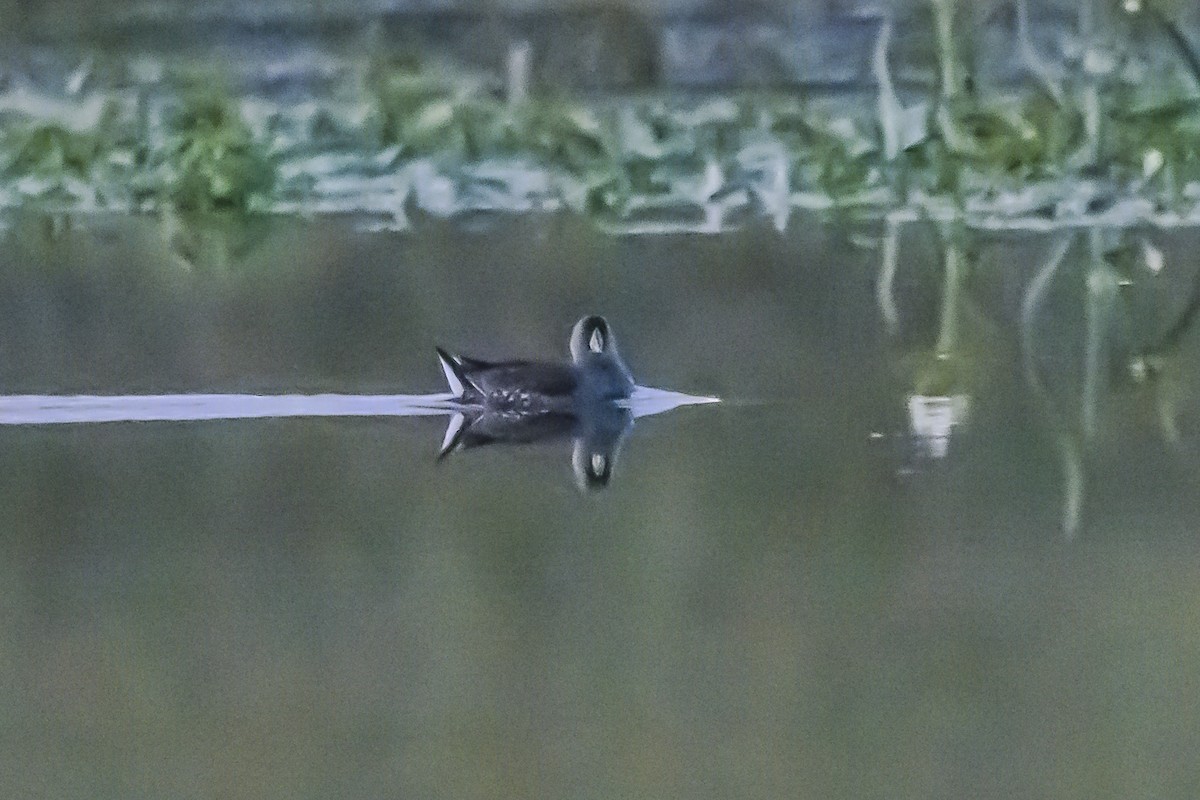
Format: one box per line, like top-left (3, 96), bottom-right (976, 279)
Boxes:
top-left (2, 213), bottom-right (1200, 799)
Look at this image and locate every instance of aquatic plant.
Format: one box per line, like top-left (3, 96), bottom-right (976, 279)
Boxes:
top-left (771, 102), bottom-right (880, 204)
top-left (150, 86), bottom-right (276, 212)
top-left (0, 97), bottom-right (127, 208)
top-left (366, 59), bottom-right (504, 160)
top-left (1020, 233), bottom-right (1086, 538)
top-left (1, 2), bottom-right (1200, 231)
top-left (3, 121), bottom-right (99, 179)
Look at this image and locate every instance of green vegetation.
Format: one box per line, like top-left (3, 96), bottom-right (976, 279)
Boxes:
top-left (1, 1), bottom-right (1199, 230)
top-left (153, 87), bottom-right (276, 212)
top-left (0, 79), bottom-right (277, 214)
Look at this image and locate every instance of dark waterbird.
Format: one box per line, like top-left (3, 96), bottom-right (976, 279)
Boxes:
top-left (436, 315), bottom-right (635, 412)
top-left (435, 315), bottom-right (640, 489)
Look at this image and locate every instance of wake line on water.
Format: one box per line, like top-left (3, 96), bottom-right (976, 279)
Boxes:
top-left (0, 393), bottom-right (461, 425)
top-left (0, 388), bottom-right (719, 426)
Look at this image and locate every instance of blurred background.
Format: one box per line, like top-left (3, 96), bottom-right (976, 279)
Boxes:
top-left (3, 0), bottom-right (1198, 89)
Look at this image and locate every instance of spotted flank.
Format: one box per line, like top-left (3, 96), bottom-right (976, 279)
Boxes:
top-left (489, 388), bottom-right (537, 412)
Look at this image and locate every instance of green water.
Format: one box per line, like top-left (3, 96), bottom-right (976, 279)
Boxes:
top-left (2, 213), bottom-right (1200, 799)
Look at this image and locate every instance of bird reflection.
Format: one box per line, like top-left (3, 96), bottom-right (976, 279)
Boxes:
top-left (438, 402), bottom-right (635, 491)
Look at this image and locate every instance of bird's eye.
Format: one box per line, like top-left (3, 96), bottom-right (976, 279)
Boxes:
top-left (589, 328), bottom-right (604, 353)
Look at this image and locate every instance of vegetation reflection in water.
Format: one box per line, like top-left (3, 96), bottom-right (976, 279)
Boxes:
top-left (877, 215), bottom-right (1200, 537)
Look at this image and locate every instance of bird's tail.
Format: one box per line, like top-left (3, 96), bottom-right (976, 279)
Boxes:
top-left (436, 347), bottom-right (469, 398)
top-left (439, 412), bottom-right (469, 458)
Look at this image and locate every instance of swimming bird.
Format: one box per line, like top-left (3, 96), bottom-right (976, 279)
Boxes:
top-left (436, 315), bottom-right (635, 412)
